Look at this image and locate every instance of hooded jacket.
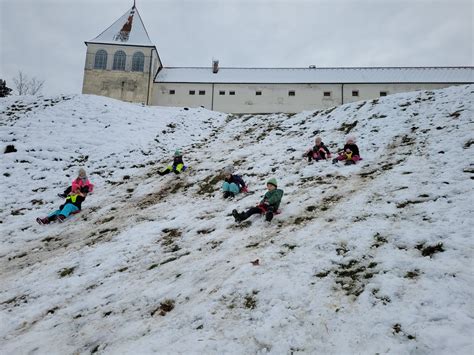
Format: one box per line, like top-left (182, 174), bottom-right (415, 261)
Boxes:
top-left (261, 189), bottom-right (284, 210)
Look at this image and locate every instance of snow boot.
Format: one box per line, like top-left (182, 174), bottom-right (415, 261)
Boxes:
top-left (57, 193), bottom-right (66, 198)
top-left (36, 217), bottom-right (49, 225)
top-left (232, 209), bottom-right (240, 222)
top-left (265, 211), bottom-right (274, 222)
top-left (345, 160), bottom-right (355, 166)
top-left (232, 209), bottom-right (245, 222)
top-left (57, 214), bottom-right (66, 223)
top-left (332, 158), bottom-right (339, 164)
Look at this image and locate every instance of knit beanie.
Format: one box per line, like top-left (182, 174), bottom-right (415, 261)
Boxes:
top-left (223, 165), bottom-right (234, 175)
top-left (174, 149), bottom-right (182, 157)
top-left (78, 168), bottom-right (87, 179)
top-left (346, 135), bottom-right (356, 144)
top-left (267, 178), bottom-right (278, 187)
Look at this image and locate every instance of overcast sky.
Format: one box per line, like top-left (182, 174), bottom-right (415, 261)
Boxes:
top-left (1, 0), bottom-right (472, 95)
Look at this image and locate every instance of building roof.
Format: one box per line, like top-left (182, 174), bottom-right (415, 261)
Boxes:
top-left (86, 6), bottom-right (154, 47)
top-left (155, 67), bottom-right (474, 84)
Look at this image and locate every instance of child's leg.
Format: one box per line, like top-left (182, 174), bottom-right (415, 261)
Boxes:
top-left (241, 206), bottom-right (263, 221)
top-left (352, 155), bottom-right (361, 162)
top-left (228, 183), bottom-right (240, 195)
top-left (264, 206), bottom-right (276, 221)
top-left (158, 166), bottom-right (172, 175)
top-left (174, 163), bottom-right (184, 174)
top-left (58, 204), bottom-right (79, 218)
top-left (47, 209), bottom-right (62, 222)
top-left (222, 182), bottom-right (231, 192)
top-left (64, 186), bottom-right (72, 195)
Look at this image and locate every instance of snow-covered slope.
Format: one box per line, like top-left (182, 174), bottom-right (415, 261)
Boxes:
top-left (1, 86), bottom-right (473, 354)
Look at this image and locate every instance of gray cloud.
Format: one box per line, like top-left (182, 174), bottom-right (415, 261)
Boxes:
top-left (1, 0), bottom-right (472, 95)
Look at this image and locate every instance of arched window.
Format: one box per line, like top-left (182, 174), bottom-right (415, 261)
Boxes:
top-left (132, 52), bottom-right (145, 72)
top-left (94, 50), bottom-right (107, 69)
top-left (112, 50), bottom-right (126, 70)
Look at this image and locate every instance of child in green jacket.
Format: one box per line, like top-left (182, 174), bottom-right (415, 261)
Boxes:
top-left (232, 178), bottom-right (283, 222)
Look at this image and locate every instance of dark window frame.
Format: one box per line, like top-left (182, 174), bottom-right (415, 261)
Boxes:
top-left (199, 90), bottom-right (206, 95)
top-left (229, 91), bottom-right (236, 95)
top-left (288, 90), bottom-right (296, 96)
top-left (131, 51), bottom-right (145, 72)
top-left (219, 90), bottom-right (225, 95)
top-left (323, 91), bottom-right (331, 97)
top-left (256, 91), bottom-right (262, 96)
top-left (112, 50), bottom-right (126, 71)
top-left (352, 90), bottom-right (359, 97)
top-left (380, 91), bottom-right (388, 97)
top-left (189, 90), bottom-right (195, 95)
top-left (94, 50), bottom-right (107, 70)
top-left (169, 89), bottom-right (175, 95)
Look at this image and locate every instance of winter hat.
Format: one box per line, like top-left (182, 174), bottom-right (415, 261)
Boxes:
top-left (223, 165), bottom-right (234, 175)
top-left (346, 135), bottom-right (356, 144)
top-left (266, 178), bottom-right (278, 187)
top-left (78, 168), bottom-right (87, 179)
top-left (174, 149), bottom-right (182, 157)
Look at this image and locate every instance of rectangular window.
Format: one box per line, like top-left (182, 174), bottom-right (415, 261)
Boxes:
top-left (380, 91), bottom-right (388, 97)
top-left (169, 90), bottom-right (175, 95)
top-left (199, 90), bottom-right (205, 95)
top-left (288, 91), bottom-right (295, 96)
top-left (229, 91), bottom-right (235, 95)
top-left (219, 91), bottom-right (225, 95)
top-left (352, 90), bottom-right (359, 97)
top-left (256, 91), bottom-right (262, 96)
top-left (323, 91), bottom-right (331, 97)
top-left (189, 90), bottom-right (195, 95)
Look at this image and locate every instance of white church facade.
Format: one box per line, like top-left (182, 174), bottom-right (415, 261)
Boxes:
top-left (82, 5), bottom-right (473, 114)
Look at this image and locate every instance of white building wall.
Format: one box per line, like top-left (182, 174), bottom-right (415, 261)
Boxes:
top-left (153, 83), bottom-right (214, 109)
top-left (152, 83), bottom-right (343, 113)
top-left (342, 83), bottom-right (456, 104)
top-left (82, 43), bottom-right (158, 104)
top-left (212, 84), bottom-right (342, 113)
top-left (152, 82), bottom-right (462, 113)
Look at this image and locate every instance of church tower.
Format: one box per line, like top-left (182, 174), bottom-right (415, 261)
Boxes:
top-left (82, 3), bottom-right (162, 104)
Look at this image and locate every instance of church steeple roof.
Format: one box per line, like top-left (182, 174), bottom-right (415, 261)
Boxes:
top-left (87, 5), bottom-right (154, 47)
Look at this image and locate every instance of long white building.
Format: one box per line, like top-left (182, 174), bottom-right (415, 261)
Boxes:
top-left (82, 4), bottom-right (474, 114)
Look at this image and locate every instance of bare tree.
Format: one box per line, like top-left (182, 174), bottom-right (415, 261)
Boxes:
top-left (29, 77), bottom-right (45, 95)
top-left (13, 71), bottom-right (29, 95)
top-left (12, 71), bottom-right (45, 95)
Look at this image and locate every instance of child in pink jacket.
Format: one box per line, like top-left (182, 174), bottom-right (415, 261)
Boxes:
top-left (58, 168), bottom-right (94, 198)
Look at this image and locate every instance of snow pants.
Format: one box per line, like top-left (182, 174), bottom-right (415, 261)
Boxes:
top-left (48, 203), bottom-right (79, 219)
top-left (159, 164), bottom-right (185, 175)
top-left (242, 204), bottom-right (275, 222)
top-left (222, 182), bottom-right (240, 195)
top-left (335, 154), bottom-right (361, 163)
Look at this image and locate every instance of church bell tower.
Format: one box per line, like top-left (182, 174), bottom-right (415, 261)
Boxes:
top-left (82, 2), bottom-right (162, 104)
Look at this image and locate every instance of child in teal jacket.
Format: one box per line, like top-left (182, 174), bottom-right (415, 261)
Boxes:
top-left (232, 178), bottom-right (283, 222)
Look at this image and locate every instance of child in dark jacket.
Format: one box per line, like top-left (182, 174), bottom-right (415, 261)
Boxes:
top-left (222, 165), bottom-right (247, 199)
top-left (304, 137), bottom-right (331, 162)
top-left (58, 168), bottom-right (94, 198)
top-left (37, 187), bottom-right (86, 224)
top-left (332, 136), bottom-right (361, 165)
top-left (232, 178), bottom-right (283, 222)
top-left (158, 150), bottom-right (186, 175)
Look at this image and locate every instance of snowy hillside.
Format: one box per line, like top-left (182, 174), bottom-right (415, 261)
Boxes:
top-left (1, 86), bottom-right (473, 354)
